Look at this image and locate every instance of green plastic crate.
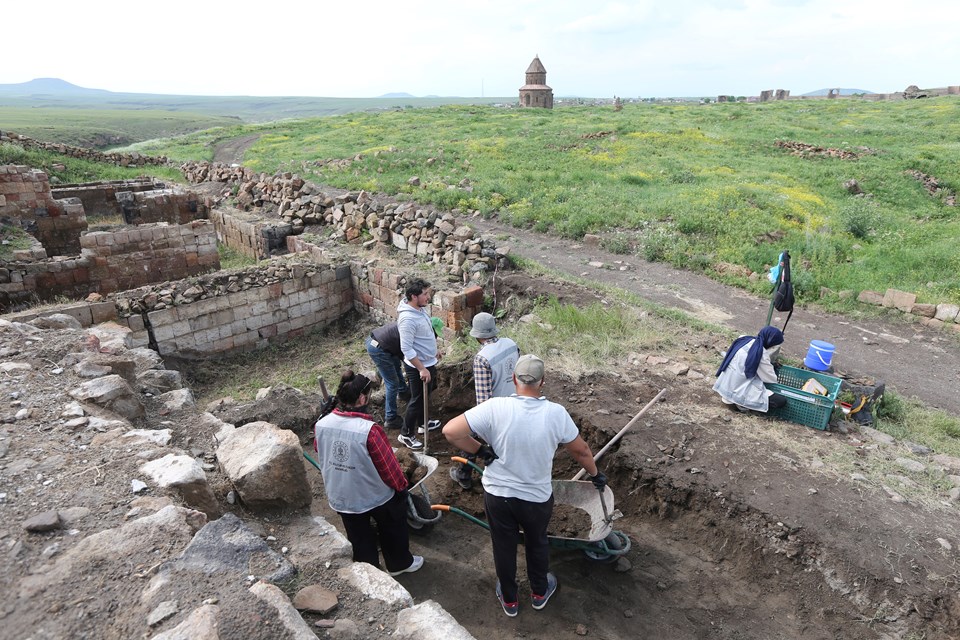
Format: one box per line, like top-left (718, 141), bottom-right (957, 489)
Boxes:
top-left (764, 365), bottom-right (842, 431)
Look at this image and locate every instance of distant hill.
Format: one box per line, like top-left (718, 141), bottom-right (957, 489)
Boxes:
top-left (0, 77), bottom-right (111, 96)
top-left (379, 92), bottom-right (415, 98)
top-left (801, 88), bottom-right (875, 97)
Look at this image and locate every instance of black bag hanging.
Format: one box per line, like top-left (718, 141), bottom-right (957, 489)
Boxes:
top-left (772, 251), bottom-right (795, 331)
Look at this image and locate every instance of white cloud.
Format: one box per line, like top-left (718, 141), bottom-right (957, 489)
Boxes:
top-left (2, 0), bottom-right (959, 98)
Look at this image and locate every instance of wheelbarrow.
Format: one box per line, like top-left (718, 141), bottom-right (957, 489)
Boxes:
top-left (432, 457), bottom-right (631, 563)
top-left (302, 450), bottom-right (442, 535)
top-left (404, 450), bottom-right (443, 535)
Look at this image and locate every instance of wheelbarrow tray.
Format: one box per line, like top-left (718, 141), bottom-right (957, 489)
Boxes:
top-left (390, 448), bottom-right (438, 491)
top-left (550, 480), bottom-right (616, 543)
top-left (398, 449), bottom-right (439, 491)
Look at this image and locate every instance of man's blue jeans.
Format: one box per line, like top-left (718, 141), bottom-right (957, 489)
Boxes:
top-left (366, 336), bottom-right (409, 422)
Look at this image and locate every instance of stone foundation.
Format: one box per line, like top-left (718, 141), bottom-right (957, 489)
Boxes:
top-left (52, 178), bottom-right (164, 218)
top-left (0, 221), bottom-right (219, 311)
top-left (0, 165), bottom-right (88, 255)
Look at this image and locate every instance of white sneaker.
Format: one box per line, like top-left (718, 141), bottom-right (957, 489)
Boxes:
top-left (397, 434), bottom-right (423, 450)
top-left (389, 555), bottom-right (424, 576)
top-left (417, 419), bottom-right (441, 435)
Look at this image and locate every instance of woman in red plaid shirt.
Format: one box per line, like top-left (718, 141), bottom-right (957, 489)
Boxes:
top-left (314, 370), bottom-right (424, 576)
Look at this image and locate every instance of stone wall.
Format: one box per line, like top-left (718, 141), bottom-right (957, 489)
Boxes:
top-left (288, 235), bottom-right (485, 336)
top-left (179, 161), bottom-right (509, 280)
top-left (0, 130), bottom-right (168, 167)
top-left (115, 259), bottom-right (354, 356)
top-left (850, 287), bottom-right (960, 334)
top-left (0, 221), bottom-right (220, 312)
top-left (112, 240), bottom-right (486, 357)
top-left (208, 209), bottom-right (271, 260)
top-left (52, 178), bottom-right (164, 218)
top-left (117, 188), bottom-right (206, 225)
top-left (0, 165), bottom-right (88, 255)
top-left (81, 221), bottom-right (219, 294)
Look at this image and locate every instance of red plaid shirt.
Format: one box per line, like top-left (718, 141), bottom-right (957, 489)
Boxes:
top-left (322, 410), bottom-right (408, 492)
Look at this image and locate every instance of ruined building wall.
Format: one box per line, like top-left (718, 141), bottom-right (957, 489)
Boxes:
top-left (80, 221), bottom-right (219, 294)
top-left (179, 161), bottom-right (508, 281)
top-left (52, 179), bottom-right (163, 218)
top-left (116, 260), bottom-right (354, 356)
top-left (0, 165), bottom-right (88, 255)
top-left (118, 188), bottom-right (206, 225)
top-left (112, 240), bottom-right (485, 357)
top-left (0, 221), bottom-right (219, 312)
top-left (208, 209), bottom-right (270, 260)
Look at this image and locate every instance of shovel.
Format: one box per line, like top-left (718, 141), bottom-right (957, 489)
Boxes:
top-left (571, 388), bottom-right (667, 481)
top-left (422, 378), bottom-right (431, 456)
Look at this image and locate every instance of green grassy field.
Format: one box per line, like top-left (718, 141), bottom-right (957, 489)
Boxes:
top-left (0, 107), bottom-right (240, 149)
top-left (0, 94), bottom-right (515, 147)
top-left (130, 98), bottom-right (960, 305)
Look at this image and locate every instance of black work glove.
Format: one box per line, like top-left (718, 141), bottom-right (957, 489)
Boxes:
top-left (589, 470), bottom-right (607, 492)
top-left (476, 444), bottom-right (499, 466)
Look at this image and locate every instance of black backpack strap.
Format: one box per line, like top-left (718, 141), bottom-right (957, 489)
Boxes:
top-left (781, 307), bottom-right (793, 334)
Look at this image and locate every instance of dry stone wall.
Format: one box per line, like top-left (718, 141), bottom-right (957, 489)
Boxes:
top-left (0, 165), bottom-right (88, 255)
top-left (0, 130), bottom-right (168, 167)
top-left (179, 161), bottom-right (508, 280)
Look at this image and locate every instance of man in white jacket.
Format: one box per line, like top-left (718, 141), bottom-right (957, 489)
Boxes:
top-left (396, 277), bottom-right (439, 450)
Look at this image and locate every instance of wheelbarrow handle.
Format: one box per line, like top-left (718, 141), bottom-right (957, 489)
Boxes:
top-left (451, 456), bottom-right (485, 475)
top-left (571, 388), bottom-right (667, 481)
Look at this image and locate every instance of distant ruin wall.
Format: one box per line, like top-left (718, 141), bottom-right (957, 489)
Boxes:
top-left (0, 130), bottom-right (169, 167)
top-left (52, 179), bottom-right (163, 218)
top-left (0, 165), bottom-right (88, 255)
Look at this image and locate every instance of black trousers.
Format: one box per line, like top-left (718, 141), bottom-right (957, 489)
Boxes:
top-left (768, 392), bottom-right (787, 410)
top-left (484, 491), bottom-right (554, 603)
top-left (338, 490), bottom-right (413, 573)
top-left (402, 364), bottom-right (436, 437)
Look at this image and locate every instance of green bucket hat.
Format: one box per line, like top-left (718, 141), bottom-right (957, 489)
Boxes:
top-left (431, 316), bottom-right (445, 337)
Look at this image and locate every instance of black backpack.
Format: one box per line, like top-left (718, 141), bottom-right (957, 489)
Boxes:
top-left (772, 251), bottom-right (795, 330)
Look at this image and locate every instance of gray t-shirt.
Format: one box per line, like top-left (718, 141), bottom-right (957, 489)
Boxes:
top-left (464, 395), bottom-right (579, 502)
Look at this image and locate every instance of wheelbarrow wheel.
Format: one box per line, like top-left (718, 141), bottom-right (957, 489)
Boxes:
top-left (407, 493), bottom-right (437, 536)
top-left (583, 531), bottom-right (627, 563)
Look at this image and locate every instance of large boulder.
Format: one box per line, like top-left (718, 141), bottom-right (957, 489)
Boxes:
top-left (211, 383), bottom-right (322, 439)
top-left (68, 374), bottom-right (145, 419)
top-left (165, 512), bottom-right (295, 584)
top-left (217, 421), bottom-right (311, 510)
top-left (140, 454), bottom-right (220, 518)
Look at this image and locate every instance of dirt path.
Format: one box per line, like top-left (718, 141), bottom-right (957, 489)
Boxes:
top-left (212, 134), bottom-right (261, 165)
top-left (468, 216), bottom-right (960, 416)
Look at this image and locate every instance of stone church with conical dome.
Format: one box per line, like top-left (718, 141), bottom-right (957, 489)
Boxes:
top-left (519, 55), bottom-right (553, 109)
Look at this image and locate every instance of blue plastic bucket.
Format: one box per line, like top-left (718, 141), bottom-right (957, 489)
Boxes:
top-left (804, 340), bottom-right (835, 371)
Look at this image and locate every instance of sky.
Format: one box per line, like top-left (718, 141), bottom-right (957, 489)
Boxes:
top-left (4, 0), bottom-right (959, 99)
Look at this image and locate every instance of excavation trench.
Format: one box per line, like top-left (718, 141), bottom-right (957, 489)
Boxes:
top-left (295, 364), bottom-right (938, 639)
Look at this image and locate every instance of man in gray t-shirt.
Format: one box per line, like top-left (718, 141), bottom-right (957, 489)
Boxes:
top-left (442, 354), bottom-right (605, 617)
